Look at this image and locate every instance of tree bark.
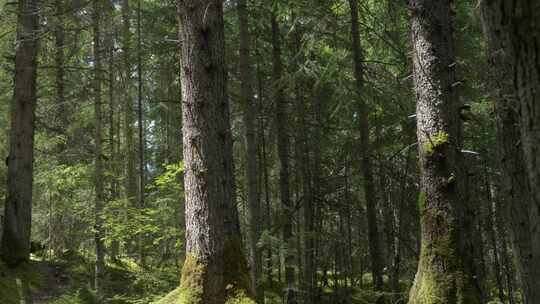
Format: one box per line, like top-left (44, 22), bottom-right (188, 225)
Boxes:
top-left (1, 0), bottom-right (40, 267)
top-left (479, 1), bottom-right (540, 303)
top-left (348, 0), bottom-right (383, 291)
top-left (158, 1), bottom-right (252, 303)
top-left (407, 0), bottom-right (482, 302)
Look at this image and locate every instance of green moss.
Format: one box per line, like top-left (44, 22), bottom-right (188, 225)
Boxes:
top-left (424, 132), bottom-right (449, 155)
top-left (408, 242), bottom-right (481, 304)
top-left (224, 290), bottom-right (256, 304)
top-left (154, 255), bottom-right (204, 304)
top-left (155, 239), bottom-right (254, 304)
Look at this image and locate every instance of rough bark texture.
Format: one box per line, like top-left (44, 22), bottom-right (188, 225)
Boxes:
top-left (237, 0), bottom-right (262, 301)
top-left (480, 1), bottom-right (540, 303)
top-left (158, 1), bottom-right (253, 303)
top-left (271, 13), bottom-right (296, 304)
top-left (407, 0), bottom-right (482, 303)
top-left (92, 0), bottom-right (105, 295)
top-left (504, 5), bottom-right (540, 303)
top-left (506, 1), bottom-right (540, 221)
top-left (178, 1), bottom-right (228, 302)
top-left (1, 0), bottom-right (39, 267)
top-left (348, 0), bottom-right (383, 291)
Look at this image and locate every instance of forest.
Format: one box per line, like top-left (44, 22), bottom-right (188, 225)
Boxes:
top-left (0, 0), bottom-right (539, 303)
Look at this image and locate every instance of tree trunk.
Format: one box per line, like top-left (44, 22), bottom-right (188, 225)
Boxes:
top-left (271, 13), bottom-right (297, 304)
top-left (479, 1), bottom-right (540, 303)
top-left (105, 0), bottom-right (119, 262)
top-left (158, 2), bottom-right (252, 303)
top-left (258, 59), bottom-right (273, 288)
top-left (348, 0), bottom-right (383, 291)
top-left (55, 0), bottom-right (67, 150)
top-left (136, 0), bottom-right (146, 267)
top-left (1, 0), bottom-right (39, 267)
top-left (407, 0), bottom-right (482, 302)
top-left (121, 0), bottom-right (137, 210)
top-left (92, 0), bottom-right (105, 295)
top-left (505, 2), bottom-right (540, 233)
top-left (237, 0), bottom-right (262, 301)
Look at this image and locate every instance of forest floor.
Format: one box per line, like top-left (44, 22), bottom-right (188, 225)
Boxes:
top-left (0, 251), bottom-right (169, 304)
top-left (0, 252), bottom-right (401, 304)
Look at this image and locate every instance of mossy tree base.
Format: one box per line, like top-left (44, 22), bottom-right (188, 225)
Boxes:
top-left (408, 243), bottom-right (482, 304)
top-left (155, 243), bottom-right (255, 304)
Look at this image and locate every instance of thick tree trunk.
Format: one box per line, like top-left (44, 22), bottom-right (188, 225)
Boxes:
top-left (237, 0), bottom-right (262, 301)
top-left (271, 13), bottom-right (297, 304)
top-left (348, 0), bottom-right (383, 291)
top-left (158, 1), bottom-right (252, 303)
top-left (171, 1), bottom-right (228, 303)
top-left (407, 0), bottom-right (482, 302)
top-left (92, 0), bottom-right (105, 295)
top-left (1, 0), bottom-right (39, 267)
top-left (479, 1), bottom-right (540, 303)
top-left (506, 1), bottom-right (540, 224)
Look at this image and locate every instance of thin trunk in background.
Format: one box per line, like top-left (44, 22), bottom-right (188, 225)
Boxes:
top-left (121, 0), bottom-right (137, 210)
top-left (92, 0), bottom-right (105, 295)
top-left (348, 0), bottom-right (383, 291)
top-left (136, 0), bottom-right (146, 267)
top-left (106, 0), bottom-right (120, 261)
top-left (271, 13), bottom-right (296, 304)
top-left (237, 0), bottom-right (262, 301)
